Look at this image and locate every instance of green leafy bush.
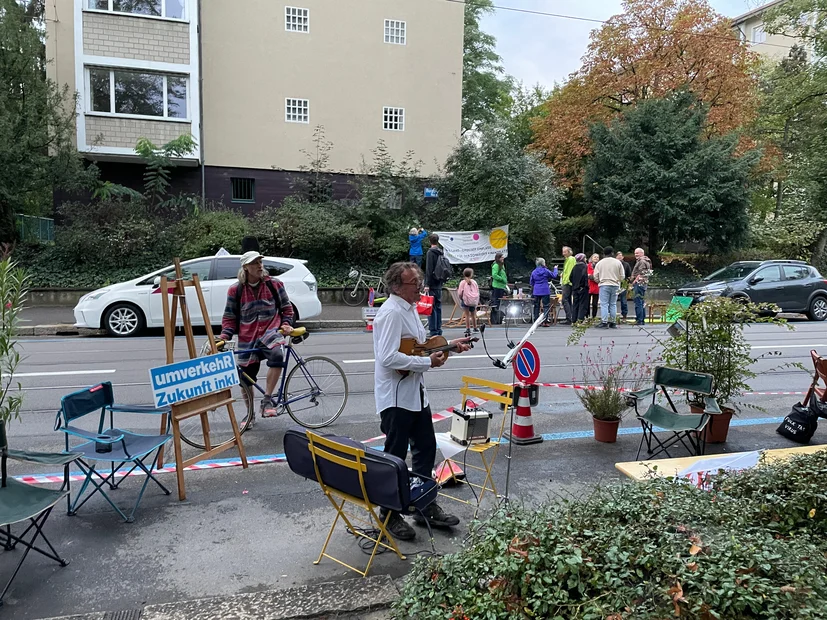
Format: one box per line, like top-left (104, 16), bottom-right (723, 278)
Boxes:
top-left (175, 210), bottom-right (250, 258)
top-left (395, 451), bottom-right (827, 619)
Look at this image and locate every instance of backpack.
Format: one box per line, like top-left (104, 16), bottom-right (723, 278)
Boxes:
top-left (434, 253), bottom-right (453, 283)
top-left (460, 280), bottom-right (479, 306)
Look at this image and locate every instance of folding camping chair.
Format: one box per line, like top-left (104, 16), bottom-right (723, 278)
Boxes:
top-left (55, 382), bottom-right (172, 522)
top-left (627, 367), bottom-right (720, 460)
top-left (804, 350), bottom-right (827, 406)
top-left (0, 422), bottom-right (80, 606)
top-left (283, 429), bottom-right (438, 577)
top-left (445, 288), bottom-right (466, 327)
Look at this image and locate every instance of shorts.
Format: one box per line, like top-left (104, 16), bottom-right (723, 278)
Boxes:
top-left (461, 304), bottom-right (477, 312)
top-left (239, 341), bottom-right (285, 384)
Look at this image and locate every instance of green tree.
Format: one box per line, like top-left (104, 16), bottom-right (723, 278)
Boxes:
top-left (462, 0), bottom-right (512, 134)
top-left (0, 0), bottom-right (91, 241)
top-left (584, 92), bottom-right (759, 255)
top-left (436, 123), bottom-right (562, 257)
top-left (507, 81), bottom-right (551, 149)
top-left (133, 134), bottom-right (197, 208)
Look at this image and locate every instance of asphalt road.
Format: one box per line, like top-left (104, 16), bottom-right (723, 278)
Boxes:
top-left (2, 321), bottom-right (826, 619)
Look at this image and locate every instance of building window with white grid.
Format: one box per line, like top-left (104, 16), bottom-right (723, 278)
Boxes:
top-left (285, 6), bottom-right (309, 32)
top-left (285, 99), bottom-right (309, 123)
top-left (383, 107), bottom-right (405, 131)
top-left (384, 19), bottom-right (406, 45)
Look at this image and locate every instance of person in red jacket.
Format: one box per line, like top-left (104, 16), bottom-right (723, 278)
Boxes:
top-left (587, 253), bottom-right (600, 318)
top-left (220, 251), bottom-right (294, 419)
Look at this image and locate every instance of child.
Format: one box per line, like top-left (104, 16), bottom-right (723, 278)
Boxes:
top-left (457, 268), bottom-right (480, 337)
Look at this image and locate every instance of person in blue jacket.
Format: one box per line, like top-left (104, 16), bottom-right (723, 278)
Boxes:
top-left (408, 227), bottom-right (428, 267)
top-left (530, 258), bottom-right (555, 323)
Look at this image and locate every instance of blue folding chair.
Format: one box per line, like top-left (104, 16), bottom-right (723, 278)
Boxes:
top-left (54, 382), bottom-right (172, 522)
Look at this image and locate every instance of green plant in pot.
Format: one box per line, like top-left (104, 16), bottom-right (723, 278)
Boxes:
top-left (0, 254), bottom-right (27, 483)
top-left (576, 343), bottom-right (651, 443)
top-left (660, 296), bottom-right (790, 443)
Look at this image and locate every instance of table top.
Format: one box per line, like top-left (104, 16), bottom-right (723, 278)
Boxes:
top-left (502, 296), bottom-right (534, 302)
top-left (615, 444), bottom-right (827, 481)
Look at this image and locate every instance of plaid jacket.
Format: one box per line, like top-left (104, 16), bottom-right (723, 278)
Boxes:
top-left (220, 277), bottom-right (294, 366)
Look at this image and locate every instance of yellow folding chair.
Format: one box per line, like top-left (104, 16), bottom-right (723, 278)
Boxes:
top-left (306, 431), bottom-right (405, 577)
top-left (439, 377), bottom-right (514, 515)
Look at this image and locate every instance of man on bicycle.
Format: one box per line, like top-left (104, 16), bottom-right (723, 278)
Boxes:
top-left (220, 251), bottom-right (294, 419)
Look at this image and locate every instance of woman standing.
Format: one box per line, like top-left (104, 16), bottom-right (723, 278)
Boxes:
top-left (588, 253), bottom-right (600, 318)
top-left (571, 253), bottom-right (589, 324)
top-left (530, 258), bottom-right (554, 323)
top-left (490, 252), bottom-right (508, 324)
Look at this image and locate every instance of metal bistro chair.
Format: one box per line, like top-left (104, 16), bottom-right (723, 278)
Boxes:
top-left (0, 422), bottom-right (80, 606)
top-left (627, 367), bottom-right (721, 460)
top-left (54, 382), bottom-right (172, 522)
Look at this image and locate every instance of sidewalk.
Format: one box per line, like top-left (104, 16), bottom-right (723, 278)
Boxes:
top-left (43, 576), bottom-right (398, 620)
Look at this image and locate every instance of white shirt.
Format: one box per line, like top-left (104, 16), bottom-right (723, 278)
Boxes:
top-left (373, 294), bottom-right (432, 414)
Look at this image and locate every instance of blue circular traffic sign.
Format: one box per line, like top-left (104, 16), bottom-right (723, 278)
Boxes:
top-left (514, 341), bottom-right (540, 384)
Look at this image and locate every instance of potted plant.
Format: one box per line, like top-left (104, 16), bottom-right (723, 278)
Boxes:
top-left (660, 296), bottom-right (790, 443)
top-left (576, 343), bottom-right (651, 443)
top-left (0, 251), bottom-right (27, 480)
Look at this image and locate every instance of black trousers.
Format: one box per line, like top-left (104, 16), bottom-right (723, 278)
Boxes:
top-left (572, 289), bottom-right (589, 323)
top-left (380, 405), bottom-right (436, 479)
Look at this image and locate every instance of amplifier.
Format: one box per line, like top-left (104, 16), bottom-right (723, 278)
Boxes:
top-left (450, 408), bottom-right (493, 446)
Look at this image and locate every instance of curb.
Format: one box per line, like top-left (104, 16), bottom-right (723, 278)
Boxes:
top-left (14, 320), bottom-right (368, 337)
top-left (39, 575), bottom-right (398, 620)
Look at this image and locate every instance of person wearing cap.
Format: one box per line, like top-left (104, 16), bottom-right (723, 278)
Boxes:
top-left (408, 226), bottom-right (428, 267)
top-left (220, 251), bottom-right (294, 418)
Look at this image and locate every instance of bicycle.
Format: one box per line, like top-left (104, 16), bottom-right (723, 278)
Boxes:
top-left (341, 268), bottom-right (386, 306)
top-left (178, 327), bottom-right (349, 450)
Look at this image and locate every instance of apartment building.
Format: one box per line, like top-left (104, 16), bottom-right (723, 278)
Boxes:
top-left (731, 0), bottom-right (811, 61)
top-left (45, 0), bottom-right (464, 210)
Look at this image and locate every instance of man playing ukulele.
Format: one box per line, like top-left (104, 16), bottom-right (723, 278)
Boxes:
top-left (373, 261), bottom-right (471, 541)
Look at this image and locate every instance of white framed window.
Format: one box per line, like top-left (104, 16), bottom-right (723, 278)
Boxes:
top-left (751, 25), bottom-right (767, 44)
top-left (383, 107), bottom-right (405, 131)
top-left (384, 19), bottom-right (406, 45)
top-left (285, 6), bottom-right (309, 32)
top-left (285, 98), bottom-right (309, 123)
top-left (88, 67), bottom-right (188, 120)
top-left (86, 0), bottom-right (185, 20)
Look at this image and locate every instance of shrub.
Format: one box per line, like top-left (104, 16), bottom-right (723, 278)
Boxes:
top-left (394, 451), bottom-right (827, 619)
top-left (176, 210), bottom-right (250, 258)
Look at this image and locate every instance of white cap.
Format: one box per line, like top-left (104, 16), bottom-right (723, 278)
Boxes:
top-left (240, 251), bottom-right (263, 266)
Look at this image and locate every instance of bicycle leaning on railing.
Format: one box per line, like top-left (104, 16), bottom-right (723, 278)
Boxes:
top-left (341, 268), bottom-right (386, 306)
top-left (177, 327), bottom-right (349, 450)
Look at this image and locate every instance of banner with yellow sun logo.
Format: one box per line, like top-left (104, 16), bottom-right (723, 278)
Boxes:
top-left (433, 225), bottom-right (509, 264)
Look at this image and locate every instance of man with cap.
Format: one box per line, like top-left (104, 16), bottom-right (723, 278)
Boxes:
top-left (219, 251), bottom-right (294, 418)
top-left (408, 226), bottom-right (428, 267)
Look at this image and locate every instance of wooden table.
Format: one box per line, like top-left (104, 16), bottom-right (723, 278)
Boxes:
top-left (616, 444), bottom-right (827, 481)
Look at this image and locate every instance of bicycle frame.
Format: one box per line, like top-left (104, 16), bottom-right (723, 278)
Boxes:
top-left (232, 345), bottom-right (324, 410)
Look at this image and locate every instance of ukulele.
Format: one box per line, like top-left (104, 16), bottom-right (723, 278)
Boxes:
top-left (397, 336), bottom-right (478, 377)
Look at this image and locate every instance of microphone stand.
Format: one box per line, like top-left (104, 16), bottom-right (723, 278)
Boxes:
top-left (478, 305), bottom-right (550, 505)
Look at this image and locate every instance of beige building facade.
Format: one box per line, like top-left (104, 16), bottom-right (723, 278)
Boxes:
top-left (731, 0), bottom-right (812, 62)
top-left (46, 0), bottom-right (464, 207)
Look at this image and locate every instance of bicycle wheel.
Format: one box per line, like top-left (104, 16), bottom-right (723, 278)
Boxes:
top-left (341, 282), bottom-right (366, 306)
top-left (284, 356), bottom-right (348, 428)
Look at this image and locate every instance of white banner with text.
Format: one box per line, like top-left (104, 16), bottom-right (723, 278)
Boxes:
top-left (433, 225), bottom-right (509, 264)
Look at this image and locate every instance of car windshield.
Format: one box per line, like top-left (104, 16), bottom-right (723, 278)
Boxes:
top-left (702, 264), bottom-right (758, 282)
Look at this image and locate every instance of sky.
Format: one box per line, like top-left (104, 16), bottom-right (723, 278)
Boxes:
top-left (481, 0), bottom-right (766, 89)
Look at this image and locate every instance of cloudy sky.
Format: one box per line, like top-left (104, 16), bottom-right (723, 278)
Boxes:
top-left (482, 0), bottom-right (765, 88)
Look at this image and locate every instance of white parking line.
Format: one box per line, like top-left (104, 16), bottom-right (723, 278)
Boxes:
top-left (4, 369), bottom-right (117, 378)
top-left (751, 344), bottom-right (827, 349)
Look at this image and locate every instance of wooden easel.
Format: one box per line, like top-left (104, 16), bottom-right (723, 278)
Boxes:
top-left (157, 258), bottom-right (248, 500)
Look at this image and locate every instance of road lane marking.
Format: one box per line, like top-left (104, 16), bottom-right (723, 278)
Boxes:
top-left (5, 369), bottom-right (116, 378)
top-left (752, 344), bottom-right (827, 349)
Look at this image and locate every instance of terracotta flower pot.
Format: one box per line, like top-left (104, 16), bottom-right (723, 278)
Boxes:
top-left (703, 408), bottom-right (734, 444)
top-left (593, 417), bottom-right (620, 443)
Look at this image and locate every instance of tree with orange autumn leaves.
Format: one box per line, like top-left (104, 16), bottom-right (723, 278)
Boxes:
top-left (532, 0), bottom-right (760, 189)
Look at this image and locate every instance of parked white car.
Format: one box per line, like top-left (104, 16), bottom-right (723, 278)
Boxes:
top-left (74, 255), bottom-right (322, 337)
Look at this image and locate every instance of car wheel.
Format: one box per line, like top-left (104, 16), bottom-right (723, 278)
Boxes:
top-left (291, 303), bottom-right (300, 322)
top-left (808, 296), bottom-right (827, 321)
top-left (103, 303), bottom-right (145, 337)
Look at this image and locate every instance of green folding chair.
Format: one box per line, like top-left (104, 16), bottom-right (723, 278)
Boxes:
top-left (626, 367), bottom-right (721, 460)
top-left (0, 422), bottom-right (80, 606)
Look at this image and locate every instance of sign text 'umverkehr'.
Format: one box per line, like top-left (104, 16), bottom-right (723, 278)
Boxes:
top-left (149, 352), bottom-right (239, 408)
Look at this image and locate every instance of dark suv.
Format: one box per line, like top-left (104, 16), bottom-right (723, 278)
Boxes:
top-left (675, 260), bottom-right (827, 321)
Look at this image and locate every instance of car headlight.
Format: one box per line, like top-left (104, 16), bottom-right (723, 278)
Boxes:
top-left (80, 289), bottom-right (110, 303)
top-left (700, 289), bottom-right (724, 297)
